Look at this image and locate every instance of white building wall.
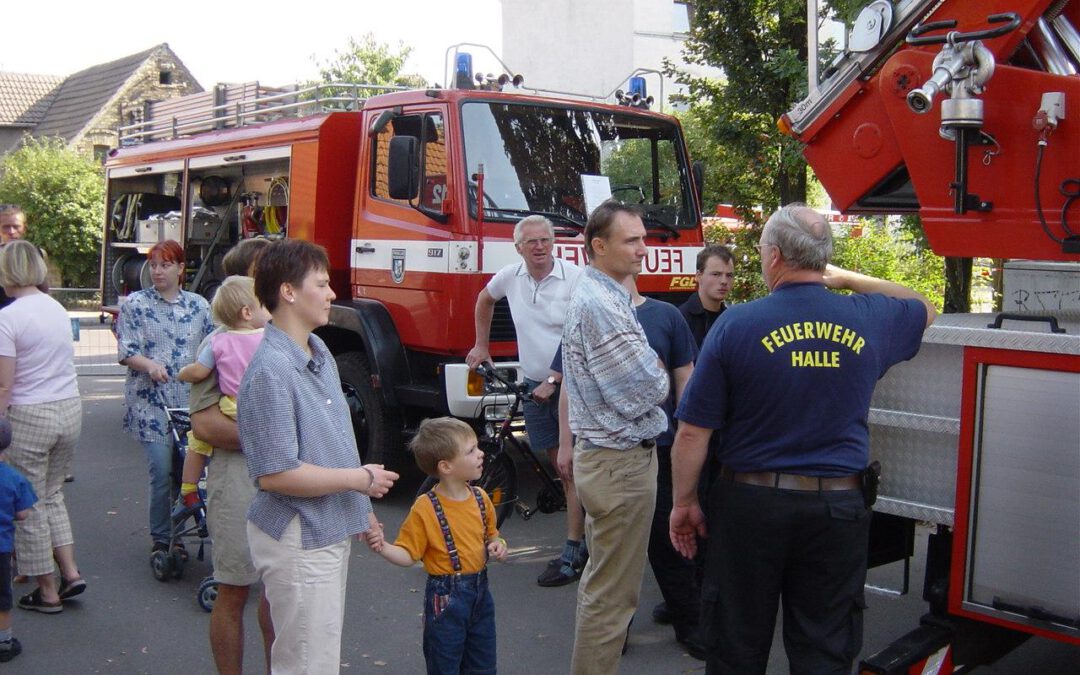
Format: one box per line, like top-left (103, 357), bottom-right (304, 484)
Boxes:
top-left (500, 0), bottom-right (721, 109)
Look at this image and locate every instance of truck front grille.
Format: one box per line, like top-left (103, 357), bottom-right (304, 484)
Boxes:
top-left (490, 298), bottom-right (517, 343)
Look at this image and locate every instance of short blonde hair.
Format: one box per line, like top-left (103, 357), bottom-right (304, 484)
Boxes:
top-left (409, 417), bottom-right (476, 477)
top-left (211, 275), bottom-right (258, 328)
top-left (0, 240), bottom-right (47, 288)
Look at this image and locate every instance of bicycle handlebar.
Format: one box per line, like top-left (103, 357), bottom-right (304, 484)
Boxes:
top-left (476, 363), bottom-right (532, 399)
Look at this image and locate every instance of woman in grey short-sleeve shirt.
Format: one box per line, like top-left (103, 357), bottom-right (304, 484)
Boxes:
top-left (238, 239), bottom-right (398, 674)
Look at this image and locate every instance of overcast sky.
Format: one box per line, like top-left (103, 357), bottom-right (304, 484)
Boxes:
top-left (3, 0), bottom-right (503, 88)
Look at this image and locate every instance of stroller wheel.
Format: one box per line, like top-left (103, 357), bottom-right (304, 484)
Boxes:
top-left (170, 548), bottom-right (186, 580)
top-left (198, 577), bottom-right (219, 613)
top-left (151, 550), bottom-right (171, 582)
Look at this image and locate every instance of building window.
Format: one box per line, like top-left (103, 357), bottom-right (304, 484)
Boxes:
top-left (674, 1), bottom-right (693, 33)
top-left (159, 70), bottom-right (173, 85)
top-left (93, 145), bottom-right (111, 164)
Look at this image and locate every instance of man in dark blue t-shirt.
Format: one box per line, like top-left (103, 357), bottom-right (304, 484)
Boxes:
top-left (625, 275), bottom-right (704, 658)
top-left (669, 203), bottom-right (936, 674)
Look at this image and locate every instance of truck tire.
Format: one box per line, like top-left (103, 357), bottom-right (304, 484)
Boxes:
top-left (335, 352), bottom-right (401, 466)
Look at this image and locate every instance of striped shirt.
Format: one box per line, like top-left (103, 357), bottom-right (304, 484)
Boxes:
top-left (238, 323), bottom-right (372, 549)
top-left (562, 266), bottom-right (669, 450)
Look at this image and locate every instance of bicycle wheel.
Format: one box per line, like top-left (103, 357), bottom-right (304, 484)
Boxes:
top-left (478, 451), bottom-right (517, 528)
top-left (415, 450), bottom-right (517, 528)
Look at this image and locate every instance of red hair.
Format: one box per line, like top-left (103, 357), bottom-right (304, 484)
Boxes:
top-left (148, 239), bottom-right (184, 264)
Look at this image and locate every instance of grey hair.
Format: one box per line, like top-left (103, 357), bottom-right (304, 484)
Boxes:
top-left (763, 203), bottom-right (832, 272)
top-left (513, 215), bottom-right (554, 244)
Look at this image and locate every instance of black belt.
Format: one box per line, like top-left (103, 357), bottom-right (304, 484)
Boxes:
top-left (580, 438), bottom-right (656, 450)
top-left (721, 467), bottom-right (859, 491)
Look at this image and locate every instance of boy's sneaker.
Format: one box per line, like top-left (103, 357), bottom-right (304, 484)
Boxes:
top-left (0, 638), bottom-right (21, 662)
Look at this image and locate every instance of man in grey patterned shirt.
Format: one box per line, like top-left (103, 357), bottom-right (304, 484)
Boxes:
top-left (558, 200), bottom-right (669, 674)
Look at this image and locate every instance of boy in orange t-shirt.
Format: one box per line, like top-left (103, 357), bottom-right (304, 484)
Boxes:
top-left (366, 417), bottom-right (507, 673)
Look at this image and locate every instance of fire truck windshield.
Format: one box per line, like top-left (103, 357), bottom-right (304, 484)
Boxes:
top-left (462, 101), bottom-right (696, 231)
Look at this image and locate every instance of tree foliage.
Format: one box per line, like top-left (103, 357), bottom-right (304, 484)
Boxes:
top-left (679, 1), bottom-right (953, 309)
top-left (0, 137), bottom-right (104, 287)
top-left (674, 0), bottom-right (814, 212)
top-left (832, 221), bottom-right (945, 310)
top-left (707, 218), bottom-right (945, 311)
top-left (312, 33), bottom-right (428, 90)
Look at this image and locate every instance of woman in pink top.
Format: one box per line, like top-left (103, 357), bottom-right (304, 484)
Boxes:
top-left (0, 241), bottom-right (85, 614)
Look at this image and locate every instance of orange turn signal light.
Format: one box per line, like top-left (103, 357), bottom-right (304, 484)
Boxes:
top-left (467, 370), bottom-right (486, 397)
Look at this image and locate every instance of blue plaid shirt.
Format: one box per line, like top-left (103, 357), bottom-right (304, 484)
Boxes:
top-left (117, 288), bottom-right (213, 444)
top-left (562, 266), bottom-right (669, 450)
top-left (239, 323), bottom-right (373, 549)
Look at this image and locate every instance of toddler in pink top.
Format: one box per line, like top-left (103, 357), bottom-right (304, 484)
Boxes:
top-left (176, 276), bottom-right (269, 507)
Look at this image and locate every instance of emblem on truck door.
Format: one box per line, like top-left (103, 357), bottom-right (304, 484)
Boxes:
top-left (392, 248), bottom-right (406, 284)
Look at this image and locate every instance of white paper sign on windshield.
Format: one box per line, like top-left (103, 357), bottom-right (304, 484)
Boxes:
top-left (581, 174), bottom-right (612, 216)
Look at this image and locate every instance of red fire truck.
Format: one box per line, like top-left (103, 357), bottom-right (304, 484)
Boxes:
top-left (782, 0), bottom-right (1079, 671)
top-left (101, 71), bottom-right (706, 466)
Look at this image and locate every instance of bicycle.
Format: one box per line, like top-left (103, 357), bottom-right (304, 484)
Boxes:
top-left (417, 363), bottom-right (566, 527)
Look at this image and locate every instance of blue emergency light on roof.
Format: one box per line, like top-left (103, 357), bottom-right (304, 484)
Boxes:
top-left (455, 53), bottom-right (475, 89)
top-left (615, 76), bottom-right (654, 109)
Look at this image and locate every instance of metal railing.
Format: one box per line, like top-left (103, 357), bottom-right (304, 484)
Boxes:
top-left (118, 82), bottom-right (409, 145)
top-left (54, 288), bottom-right (125, 376)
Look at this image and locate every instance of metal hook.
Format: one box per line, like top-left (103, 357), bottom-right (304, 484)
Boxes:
top-left (982, 132), bottom-right (1001, 166)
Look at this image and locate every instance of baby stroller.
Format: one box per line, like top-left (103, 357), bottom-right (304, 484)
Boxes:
top-left (153, 406), bottom-right (219, 612)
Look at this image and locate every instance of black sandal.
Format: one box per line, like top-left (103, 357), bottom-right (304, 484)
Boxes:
top-left (58, 575), bottom-right (87, 600)
top-left (17, 588), bottom-right (63, 614)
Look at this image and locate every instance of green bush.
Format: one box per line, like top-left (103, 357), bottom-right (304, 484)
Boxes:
top-left (705, 218), bottom-right (945, 311)
top-left (0, 137), bottom-right (105, 288)
top-left (831, 221), bottom-right (945, 311)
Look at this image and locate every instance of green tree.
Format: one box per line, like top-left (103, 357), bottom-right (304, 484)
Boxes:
top-left (705, 217), bottom-right (945, 310)
top-left (678, 1), bottom-right (962, 310)
top-left (312, 33), bottom-right (428, 90)
top-left (832, 220), bottom-right (945, 310)
top-left (674, 0), bottom-right (816, 211)
top-left (0, 137), bottom-right (104, 287)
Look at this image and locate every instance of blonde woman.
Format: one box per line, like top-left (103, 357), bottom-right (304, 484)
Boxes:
top-left (0, 241), bottom-right (85, 613)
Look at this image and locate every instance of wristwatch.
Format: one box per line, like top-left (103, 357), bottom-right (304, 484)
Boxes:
top-left (546, 375), bottom-right (559, 386)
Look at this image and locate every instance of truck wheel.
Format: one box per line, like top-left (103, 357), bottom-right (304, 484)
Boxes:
top-left (335, 352), bottom-right (400, 466)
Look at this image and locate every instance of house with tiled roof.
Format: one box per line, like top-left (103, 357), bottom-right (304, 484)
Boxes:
top-left (0, 44), bottom-right (201, 160)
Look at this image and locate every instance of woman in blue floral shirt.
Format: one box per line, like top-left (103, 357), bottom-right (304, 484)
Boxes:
top-left (117, 240), bottom-right (213, 555)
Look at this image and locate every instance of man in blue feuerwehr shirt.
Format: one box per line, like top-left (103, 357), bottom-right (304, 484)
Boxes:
top-left (669, 203), bottom-right (936, 674)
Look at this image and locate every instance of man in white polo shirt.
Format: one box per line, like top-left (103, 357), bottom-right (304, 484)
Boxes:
top-left (467, 215), bottom-right (586, 587)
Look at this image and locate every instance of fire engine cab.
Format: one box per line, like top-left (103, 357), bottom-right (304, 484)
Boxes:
top-left (100, 62), bottom-right (706, 465)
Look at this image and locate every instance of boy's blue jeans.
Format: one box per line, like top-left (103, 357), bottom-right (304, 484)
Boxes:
top-left (423, 569), bottom-right (496, 675)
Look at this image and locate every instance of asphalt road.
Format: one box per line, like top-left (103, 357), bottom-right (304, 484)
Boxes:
top-left (4, 374), bottom-right (1077, 674)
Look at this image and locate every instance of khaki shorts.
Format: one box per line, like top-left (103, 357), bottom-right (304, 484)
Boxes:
top-left (206, 448), bottom-right (258, 586)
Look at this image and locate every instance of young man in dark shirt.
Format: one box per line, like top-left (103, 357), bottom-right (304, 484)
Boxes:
top-left (679, 244), bottom-right (734, 346)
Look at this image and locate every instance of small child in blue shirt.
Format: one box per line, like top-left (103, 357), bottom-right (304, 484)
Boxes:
top-left (0, 417), bottom-right (37, 663)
